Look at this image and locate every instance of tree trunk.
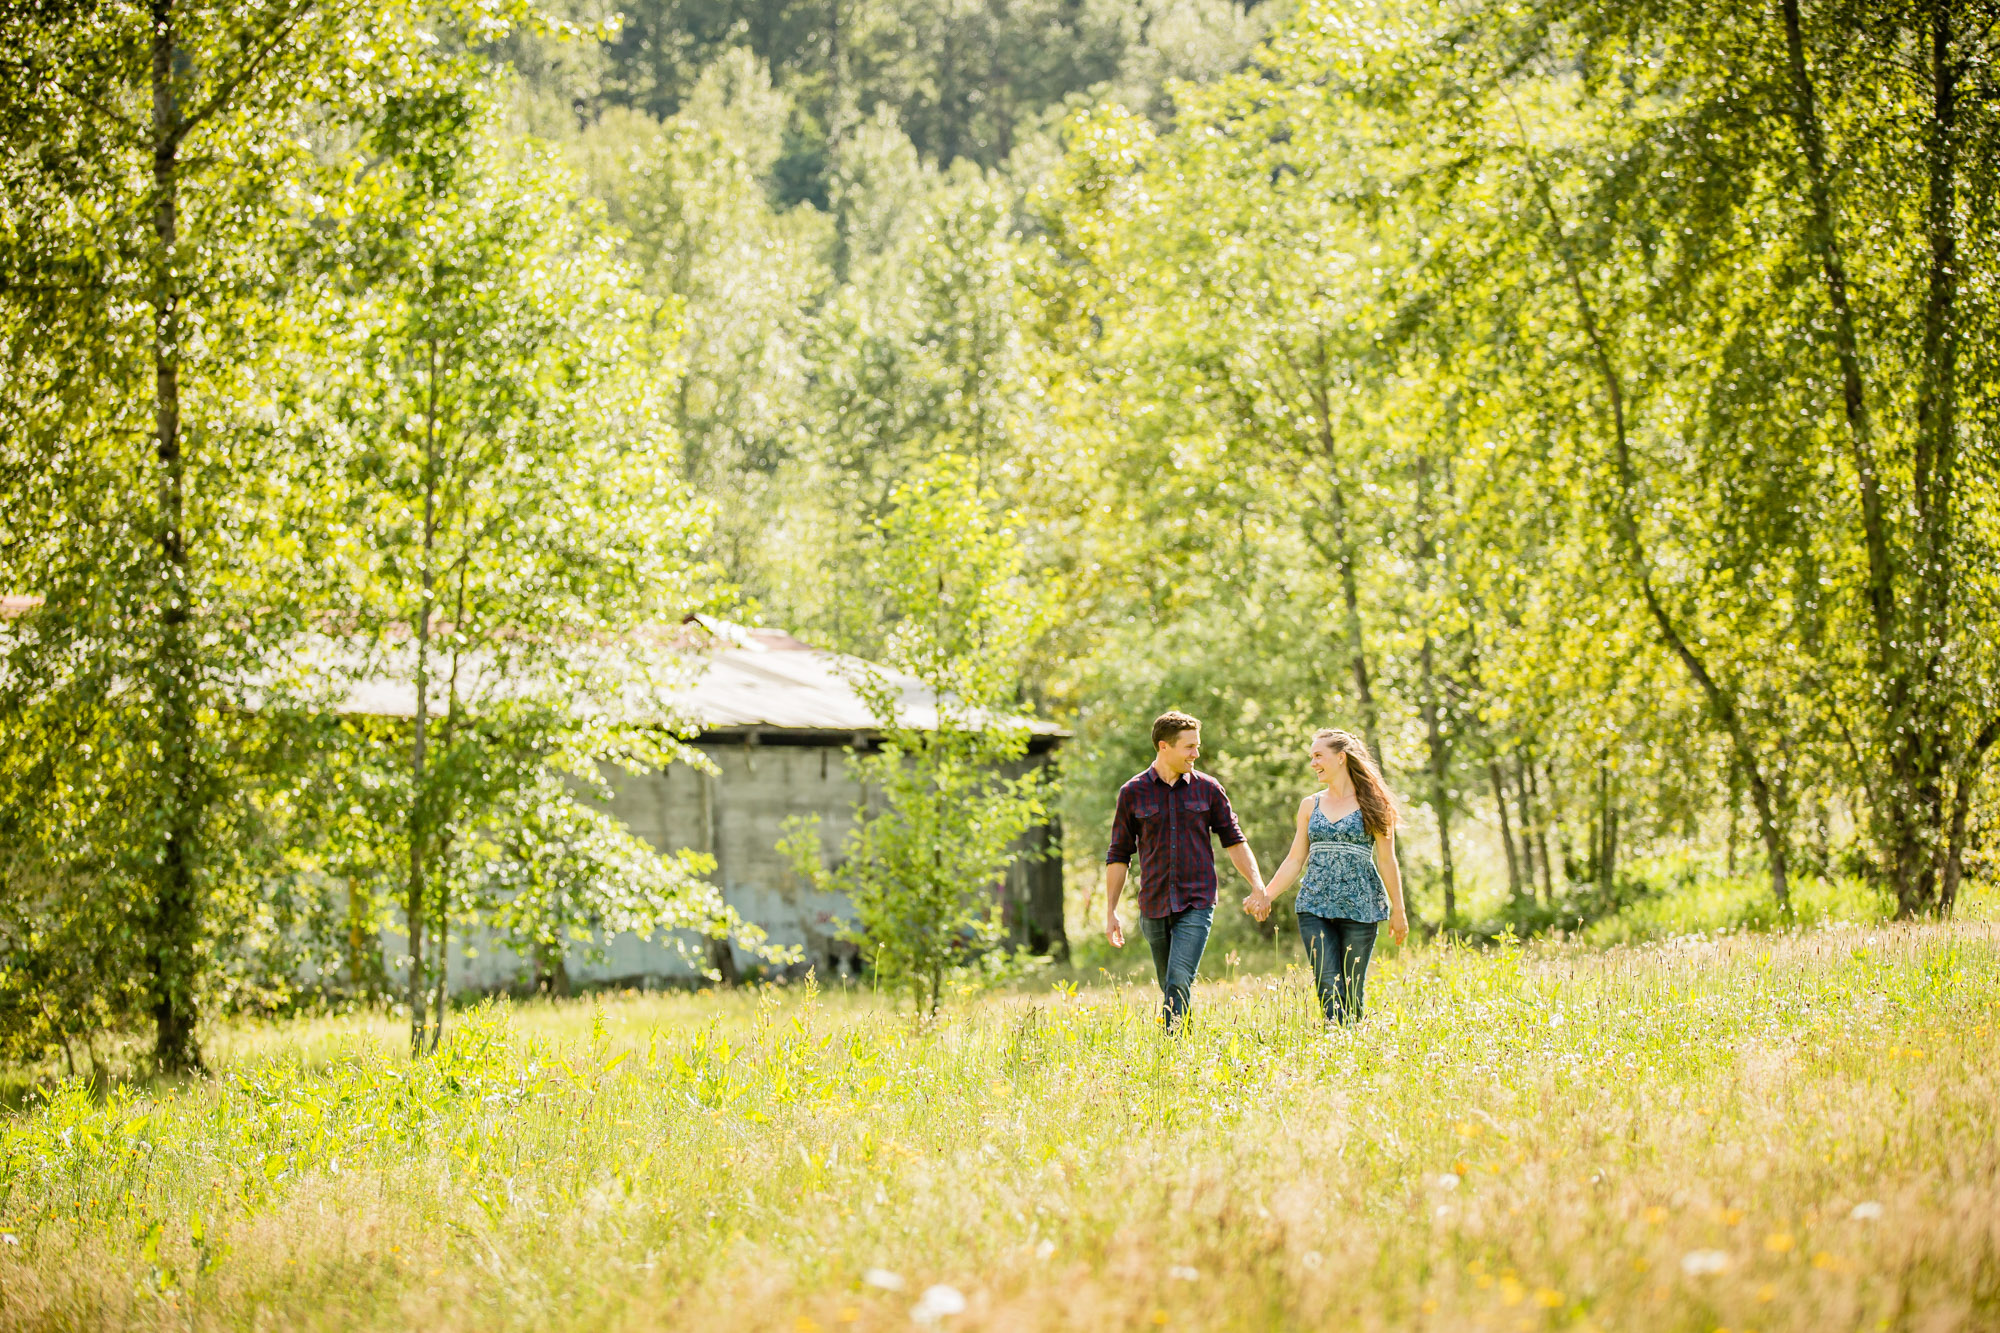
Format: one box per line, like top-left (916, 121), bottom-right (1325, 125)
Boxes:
top-left (428, 877), bottom-right (448, 1055)
top-left (1596, 763), bottom-right (1618, 903)
top-left (1513, 109), bottom-right (1792, 917)
top-left (1306, 338), bottom-right (1383, 769)
top-left (1941, 717), bottom-right (2000, 918)
top-left (1778, 0), bottom-right (1960, 917)
top-left (1419, 636), bottom-right (1454, 926)
top-left (1413, 442), bottom-right (1453, 926)
top-left (1726, 756), bottom-right (1741, 875)
top-left (1907, 1), bottom-right (1965, 918)
top-left (147, 0), bottom-right (202, 1074)
top-left (1491, 758), bottom-right (1523, 902)
top-left (1334, 484), bottom-right (1381, 769)
top-left (406, 341), bottom-right (439, 1057)
top-left (1520, 754), bottom-right (1551, 903)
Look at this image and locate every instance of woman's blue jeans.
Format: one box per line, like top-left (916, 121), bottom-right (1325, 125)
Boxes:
top-left (1138, 906), bottom-right (1213, 1031)
top-left (1297, 912), bottom-right (1378, 1025)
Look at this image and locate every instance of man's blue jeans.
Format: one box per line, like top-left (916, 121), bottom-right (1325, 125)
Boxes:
top-left (1139, 906), bottom-right (1213, 1031)
top-left (1297, 912), bottom-right (1378, 1025)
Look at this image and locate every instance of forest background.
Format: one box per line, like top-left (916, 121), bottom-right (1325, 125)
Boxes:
top-left (4, 0), bottom-right (1999, 1072)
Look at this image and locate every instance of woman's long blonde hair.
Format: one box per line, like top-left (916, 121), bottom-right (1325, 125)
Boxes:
top-left (1312, 729), bottom-right (1399, 838)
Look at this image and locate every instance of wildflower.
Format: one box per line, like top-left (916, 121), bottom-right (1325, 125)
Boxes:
top-left (1035, 1240), bottom-right (1056, 1260)
top-left (1167, 1265), bottom-right (1199, 1281)
top-left (1681, 1250), bottom-right (1731, 1276)
top-left (910, 1285), bottom-right (965, 1325)
top-left (1849, 1201), bottom-right (1883, 1221)
top-left (1301, 1251), bottom-right (1325, 1270)
top-left (865, 1268), bottom-right (906, 1291)
top-left (1432, 1173), bottom-right (1461, 1191)
top-left (1535, 1288), bottom-right (1563, 1308)
top-left (1764, 1233), bottom-right (1794, 1253)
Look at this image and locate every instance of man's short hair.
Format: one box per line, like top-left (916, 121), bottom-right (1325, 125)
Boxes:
top-left (1152, 710), bottom-right (1201, 748)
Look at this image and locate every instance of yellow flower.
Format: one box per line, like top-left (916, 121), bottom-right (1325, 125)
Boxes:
top-left (1764, 1233), bottom-right (1794, 1253)
top-left (1535, 1287), bottom-right (1564, 1308)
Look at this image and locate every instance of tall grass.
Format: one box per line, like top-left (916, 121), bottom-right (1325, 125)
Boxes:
top-left (4, 922), bottom-right (1997, 1331)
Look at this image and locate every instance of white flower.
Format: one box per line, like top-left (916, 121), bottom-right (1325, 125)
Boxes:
top-left (1850, 1201), bottom-right (1884, 1221)
top-left (1681, 1250), bottom-right (1731, 1276)
top-left (911, 1284), bottom-right (966, 1325)
top-left (1432, 1172), bottom-right (1461, 1191)
top-left (1168, 1265), bottom-right (1200, 1281)
top-left (0, 1233), bottom-right (17, 1246)
top-left (865, 1268), bottom-right (907, 1291)
top-left (1300, 1250), bottom-right (1324, 1270)
top-left (1549, 1011), bottom-right (1566, 1028)
top-left (1034, 1239), bottom-right (1056, 1261)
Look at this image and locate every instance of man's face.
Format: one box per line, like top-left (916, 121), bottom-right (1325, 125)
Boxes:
top-left (1156, 728), bottom-right (1200, 776)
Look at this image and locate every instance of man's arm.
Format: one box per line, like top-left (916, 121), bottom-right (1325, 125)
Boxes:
top-left (1225, 841), bottom-right (1264, 894)
top-left (1104, 862), bottom-right (1128, 947)
top-left (1105, 785), bottom-right (1135, 947)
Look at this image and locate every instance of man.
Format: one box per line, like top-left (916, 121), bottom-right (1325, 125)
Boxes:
top-left (1105, 710), bottom-right (1265, 1031)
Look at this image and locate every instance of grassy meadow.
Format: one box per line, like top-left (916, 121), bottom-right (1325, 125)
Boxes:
top-left (4, 921), bottom-right (1999, 1332)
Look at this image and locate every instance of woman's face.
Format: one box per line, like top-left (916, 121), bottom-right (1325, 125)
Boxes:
top-left (1309, 739), bottom-right (1341, 782)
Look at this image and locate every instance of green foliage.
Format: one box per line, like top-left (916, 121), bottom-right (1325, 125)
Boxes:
top-left (0, 3), bottom-right (771, 1067)
top-left (10, 0), bottom-right (2000, 1072)
top-left (782, 458), bottom-right (1051, 1013)
top-left (320, 93), bottom-right (774, 1050)
top-left (0, 0), bottom-right (490, 1071)
top-left (1015, 0), bottom-right (2000, 932)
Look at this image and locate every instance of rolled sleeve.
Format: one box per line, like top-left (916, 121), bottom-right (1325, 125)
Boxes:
top-left (1106, 787), bottom-right (1137, 864)
top-left (1209, 783), bottom-right (1245, 848)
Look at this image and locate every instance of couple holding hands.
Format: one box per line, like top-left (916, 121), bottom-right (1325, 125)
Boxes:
top-left (1103, 710), bottom-right (1411, 1032)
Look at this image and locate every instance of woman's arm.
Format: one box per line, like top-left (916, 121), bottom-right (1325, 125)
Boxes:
top-left (1376, 831), bottom-right (1409, 945)
top-left (1245, 799), bottom-right (1312, 919)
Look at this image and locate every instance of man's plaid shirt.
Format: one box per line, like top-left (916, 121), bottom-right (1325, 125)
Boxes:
top-left (1105, 766), bottom-right (1246, 917)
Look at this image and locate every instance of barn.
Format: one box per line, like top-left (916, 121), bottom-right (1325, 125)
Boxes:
top-left (435, 616), bottom-right (1068, 991)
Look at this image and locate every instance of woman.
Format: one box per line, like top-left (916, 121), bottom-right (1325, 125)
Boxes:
top-left (1244, 729), bottom-right (1409, 1026)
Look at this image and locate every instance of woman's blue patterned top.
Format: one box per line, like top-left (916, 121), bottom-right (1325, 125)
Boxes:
top-left (1295, 801), bottom-right (1390, 923)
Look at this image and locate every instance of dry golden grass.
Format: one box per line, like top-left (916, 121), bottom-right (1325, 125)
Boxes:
top-left (3, 922), bottom-right (1997, 1331)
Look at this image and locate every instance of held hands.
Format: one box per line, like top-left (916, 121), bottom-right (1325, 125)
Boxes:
top-left (1242, 887), bottom-right (1272, 922)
